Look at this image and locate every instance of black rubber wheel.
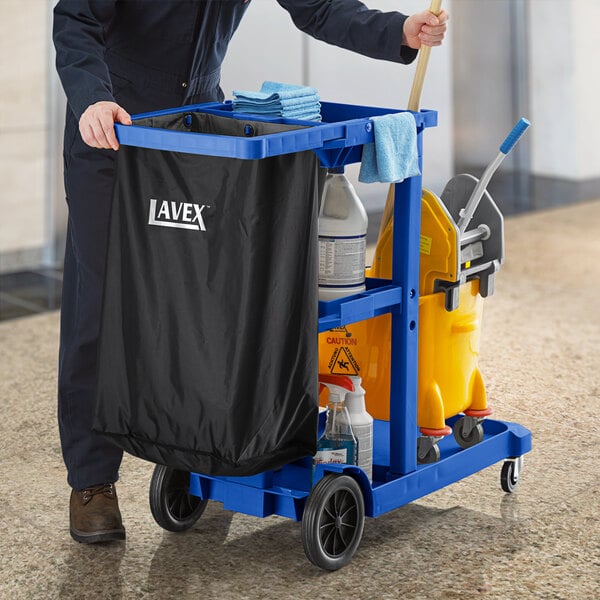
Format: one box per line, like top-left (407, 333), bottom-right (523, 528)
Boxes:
top-left (301, 474), bottom-right (365, 571)
top-left (149, 465), bottom-right (207, 532)
top-left (501, 460), bottom-right (519, 493)
top-left (453, 417), bottom-right (484, 449)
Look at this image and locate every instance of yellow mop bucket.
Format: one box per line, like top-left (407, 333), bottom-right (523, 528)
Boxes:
top-left (318, 188), bottom-right (490, 427)
top-left (416, 278), bottom-right (488, 432)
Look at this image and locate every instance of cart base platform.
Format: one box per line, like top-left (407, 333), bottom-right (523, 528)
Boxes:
top-left (188, 416), bottom-right (531, 521)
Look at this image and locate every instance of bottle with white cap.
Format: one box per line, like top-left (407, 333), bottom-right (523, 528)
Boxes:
top-left (318, 167), bottom-right (368, 301)
top-left (338, 376), bottom-right (373, 481)
top-left (314, 374), bottom-right (357, 468)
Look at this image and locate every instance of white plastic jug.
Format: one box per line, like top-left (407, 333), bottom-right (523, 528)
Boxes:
top-left (318, 168), bottom-right (368, 301)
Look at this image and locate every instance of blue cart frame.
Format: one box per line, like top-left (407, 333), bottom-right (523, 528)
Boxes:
top-left (117, 100), bottom-right (532, 566)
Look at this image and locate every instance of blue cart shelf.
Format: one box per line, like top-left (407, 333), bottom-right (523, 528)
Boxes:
top-left (118, 100), bottom-right (532, 570)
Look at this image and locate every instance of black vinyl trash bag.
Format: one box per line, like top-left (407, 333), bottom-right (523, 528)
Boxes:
top-left (93, 111), bottom-right (320, 476)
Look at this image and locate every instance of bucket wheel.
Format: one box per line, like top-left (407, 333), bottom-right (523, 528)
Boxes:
top-left (453, 415), bottom-right (484, 449)
top-left (149, 464), bottom-right (207, 532)
top-left (417, 436), bottom-right (441, 464)
top-left (301, 474), bottom-right (365, 571)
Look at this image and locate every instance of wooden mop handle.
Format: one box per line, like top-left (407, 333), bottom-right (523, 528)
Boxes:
top-left (407, 0), bottom-right (443, 112)
top-left (376, 0), bottom-right (444, 242)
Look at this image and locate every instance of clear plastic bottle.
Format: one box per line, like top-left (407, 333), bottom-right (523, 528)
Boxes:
top-left (314, 377), bottom-right (357, 468)
top-left (318, 168), bottom-right (368, 301)
top-left (339, 376), bottom-right (373, 481)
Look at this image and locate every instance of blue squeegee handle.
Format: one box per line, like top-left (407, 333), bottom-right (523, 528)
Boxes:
top-left (500, 117), bottom-right (531, 155)
top-left (457, 118), bottom-right (531, 234)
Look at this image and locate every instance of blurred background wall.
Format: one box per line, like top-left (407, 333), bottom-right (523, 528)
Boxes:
top-left (0, 0), bottom-right (53, 271)
top-left (1, 0), bottom-right (598, 274)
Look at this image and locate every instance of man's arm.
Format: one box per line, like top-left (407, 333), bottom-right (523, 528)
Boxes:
top-left (53, 0), bottom-right (118, 120)
top-left (53, 0), bottom-right (130, 150)
top-left (277, 0), bottom-right (447, 64)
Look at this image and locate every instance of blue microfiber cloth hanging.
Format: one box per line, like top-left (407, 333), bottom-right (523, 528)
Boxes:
top-left (358, 112), bottom-right (420, 183)
top-left (232, 81), bottom-right (321, 121)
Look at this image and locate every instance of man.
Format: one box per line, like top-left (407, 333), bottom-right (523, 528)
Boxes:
top-left (53, 0), bottom-right (448, 544)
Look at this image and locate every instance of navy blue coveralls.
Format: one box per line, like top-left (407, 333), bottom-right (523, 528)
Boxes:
top-left (53, 0), bottom-right (416, 491)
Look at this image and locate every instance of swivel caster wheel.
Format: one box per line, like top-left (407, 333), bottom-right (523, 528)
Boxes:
top-left (417, 436), bottom-right (441, 464)
top-left (501, 457), bottom-right (523, 493)
top-left (149, 465), bottom-right (207, 532)
top-left (453, 416), bottom-right (484, 449)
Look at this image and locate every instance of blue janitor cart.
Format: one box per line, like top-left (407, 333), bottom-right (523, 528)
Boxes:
top-left (116, 100), bottom-right (532, 571)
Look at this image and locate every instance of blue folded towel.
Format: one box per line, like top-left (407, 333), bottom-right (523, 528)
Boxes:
top-left (234, 81), bottom-right (319, 102)
top-left (358, 112), bottom-right (420, 183)
top-left (279, 111), bottom-right (322, 121)
top-left (232, 81), bottom-right (321, 121)
top-left (232, 98), bottom-right (320, 113)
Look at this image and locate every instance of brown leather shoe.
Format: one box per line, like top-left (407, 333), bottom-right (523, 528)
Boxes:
top-left (70, 483), bottom-right (126, 544)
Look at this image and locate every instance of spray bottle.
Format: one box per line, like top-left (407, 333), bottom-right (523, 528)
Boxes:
top-left (338, 376), bottom-right (373, 481)
top-left (318, 167), bottom-right (368, 301)
top-left (314, 374), bottom-right (357, 468)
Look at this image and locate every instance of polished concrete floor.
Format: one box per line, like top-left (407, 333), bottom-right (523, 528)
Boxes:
top-left (1, 200), bottom-right (599, 599)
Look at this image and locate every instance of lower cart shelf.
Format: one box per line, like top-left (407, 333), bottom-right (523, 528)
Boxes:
top-left (184, 416), bottom-right (531, 521)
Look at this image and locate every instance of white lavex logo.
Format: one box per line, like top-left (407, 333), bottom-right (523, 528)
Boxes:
top-left (148, 198), bottom-right (209, 231)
